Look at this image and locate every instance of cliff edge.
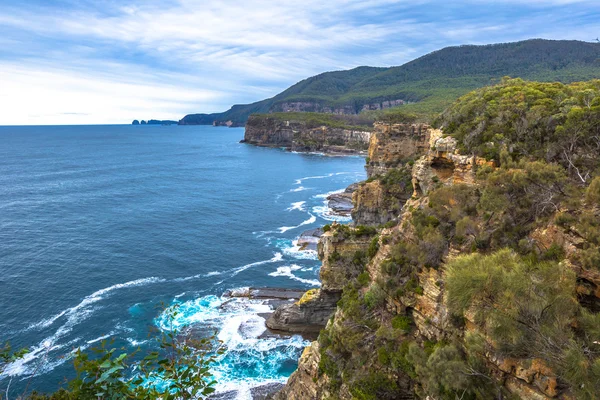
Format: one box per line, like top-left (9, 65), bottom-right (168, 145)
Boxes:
top-left (270, 78), bottom-right (600, 400)
top-left (241, 115), bottom-right (371, 154)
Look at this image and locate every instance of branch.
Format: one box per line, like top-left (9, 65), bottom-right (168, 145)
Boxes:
top-left (563, 150), bottom-right (589, 184)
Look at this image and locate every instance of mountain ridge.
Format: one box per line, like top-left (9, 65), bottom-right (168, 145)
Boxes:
top-left (179, 39), bottom-right (600, 125)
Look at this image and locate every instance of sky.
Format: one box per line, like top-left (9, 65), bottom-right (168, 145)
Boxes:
top-left (0, 0), bottom-right (599, 125)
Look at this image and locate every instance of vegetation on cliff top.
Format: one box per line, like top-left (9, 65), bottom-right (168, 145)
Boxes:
top-left (441, 78), bottom-right (600, 181)
top-left (310, 76), bottom-right (600, 399)
top-left (247, 112), bottom-right (376, 131)
top-left (181, 39), bottom-right (600, 125)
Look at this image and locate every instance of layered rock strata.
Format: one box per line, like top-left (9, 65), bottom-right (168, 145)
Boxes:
top-left (242, 115), bottom-right (370, 154)
top-left (266, 227), bottom-right (373, 335)
top-left (351, 123), bottom-right (436, 226)
top-left (271, 122), bottom-right (598, 400)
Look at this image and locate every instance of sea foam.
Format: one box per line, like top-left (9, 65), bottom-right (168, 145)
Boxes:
top-left (269, 265), bottom-right (321, 286)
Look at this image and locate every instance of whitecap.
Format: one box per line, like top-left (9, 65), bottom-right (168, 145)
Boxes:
top-left (269, 265), bottom-right (321, 287)
top-left (26, 277), bottom-right (166, 331)
top-left (276, 239), bottom-right (318, 260)
top-left (278, 214), bottom-right (316, 233)
top-left (173, 270), bottom-right (222, 282)
top-left (289, 186), bottom-right (309, 192)
top-left (312, 205), bottom-right (352, 222)
top-left (127, 338), bottom-right (149, 347)
top-left (293, 172), bottom-right (350, 185)
top-left (5, 277), bottom-right (165, 378)
top-left (230, 253), bottom-right (283, 276)
top-left (86, 333), bottom-right (114, 345)
top-left (154, 294), bottom-right (309, 398)
top-left (286, 201), bottom-right (306, 212)
top-left (313, 188), bottom-right (345, 199)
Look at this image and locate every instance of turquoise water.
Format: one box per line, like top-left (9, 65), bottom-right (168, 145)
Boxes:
top-left (0, 125), bottom-right (366, 397)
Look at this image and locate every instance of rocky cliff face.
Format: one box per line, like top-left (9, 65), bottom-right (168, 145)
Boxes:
top-left (350, 123), bottom-right (434, 226)
top-left (242, 115), bottom-right (371, 154)
top-left (365, 122), bottom-right (435, 178)
top-left (271, 122), bottom-right (600, 400)
top-left (266, 226), bottom-right (374, 337)
top-left (271, 99), bottom-right (406, 115)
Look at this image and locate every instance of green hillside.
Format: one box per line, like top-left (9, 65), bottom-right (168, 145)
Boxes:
top-left (179, 39), bottom-right (600, 125)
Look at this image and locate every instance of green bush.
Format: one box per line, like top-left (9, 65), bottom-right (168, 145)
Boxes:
top-left (391, 315), bottom-right (413, 333)
top-left (357, 271), bottom-right (371, 287)
top-left (367, 235), bottom-right (380, 259)
top-left (348, 371), bottom-right (401, 400)
top-left (445, 249), bottom-right (600, 398)
top-left (586, 176), bottom-right (600, 206)
top-left (364, 284), bottom-right (386, 310)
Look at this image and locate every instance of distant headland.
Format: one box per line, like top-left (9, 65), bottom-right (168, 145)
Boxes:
top-left (132, 119), bottom-right (178, 125)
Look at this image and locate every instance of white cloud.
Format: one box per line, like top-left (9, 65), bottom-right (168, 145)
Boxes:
top-left (0, 0), bottom-right (599, 124)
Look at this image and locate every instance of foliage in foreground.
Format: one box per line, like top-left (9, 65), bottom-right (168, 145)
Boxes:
top-left (446, 250), bottom-right (600, 399)
top-left (2, 305), bottom-right (222, 400)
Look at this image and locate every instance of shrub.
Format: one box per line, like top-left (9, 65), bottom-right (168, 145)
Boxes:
top-left (540, 243), bottom-right (565, 261)
top-left (348, 371), bottom-right (401, 400)
top-left (328, 251), bottom-right (342, 263)
top-left (586, 176), bottom-right (600, 206)
top-left (445, 249), bottom-right (600, 397)
top-left (357, 271), bottom-right (371, 287)
top-left (391, 315), bottom-right (412, 333)
top-left (364, 284), bottom-right (386, 310)
top-left (354, 225), bottom-right (378, 237)
top-left (367, 235), bottom-right (380, 259)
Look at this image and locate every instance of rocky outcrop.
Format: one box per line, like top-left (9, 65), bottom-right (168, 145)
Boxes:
top-left (352, 180), bottom-right (401, 226)
top-left (366, 122), bottom-right (435, 178)
top-left (317, 228), bottom-right (373, 292)
top-left (297, 228), bottom-right (323, 252)
top-left (266, 225), bottom-right (373, 335)
top-left (326, 184), bottom-right (358, 217)
top-left (272, 121), bottom-right (598, 400)
top-left (242, 115), bottom-right (371, 154)
top-left (349, 123), bottom-right (432, 226)
top-left (412, 134), bottom-right (495, 196)
top-left (272, 342), bottom-right (326, 400)
top-left (266, 289), bottom-right (339, 335)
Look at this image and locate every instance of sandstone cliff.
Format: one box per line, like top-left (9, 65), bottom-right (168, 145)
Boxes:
top-left (271, 121), bottom-right (600, 400)
top-left (266, 225), bottom-right (374, 336)
top-left (242, 115), bottom-right (371, 154)
top-left (351, 123), bottom-right (434, 226)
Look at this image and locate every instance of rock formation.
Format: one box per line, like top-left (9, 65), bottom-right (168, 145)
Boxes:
top-left (242, 115), bottom-right (371, 154)
top-left (350, 123), bottom-right (435, 226)
top-left (269, 120), bottom-right (600, 400)
top-left (266, 225), bottom-right (373, 336)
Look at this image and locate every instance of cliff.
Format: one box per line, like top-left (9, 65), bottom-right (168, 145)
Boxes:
top-left (270, 80), bottom-right (600, 400)
top-left (266, 225), bottom-right (375, 336)
top-left (351, 123), bottom-right (434, 226)
top-left (242, 115), bottom-right (371, 154)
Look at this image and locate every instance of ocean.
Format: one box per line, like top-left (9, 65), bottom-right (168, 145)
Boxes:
top-left (0, 124), bottom-right (366, 398)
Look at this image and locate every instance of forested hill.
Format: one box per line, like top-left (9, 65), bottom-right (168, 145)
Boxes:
top-left (179, 39), bottom-right (600, 125)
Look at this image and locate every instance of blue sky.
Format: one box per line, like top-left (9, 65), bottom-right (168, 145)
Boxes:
top-left (0, 0), bottom-right (599, 125)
